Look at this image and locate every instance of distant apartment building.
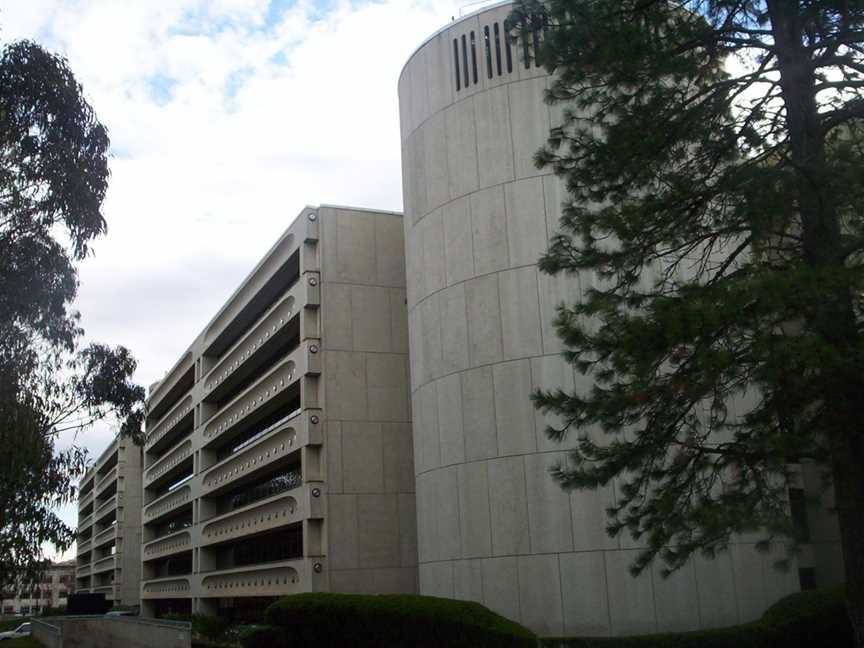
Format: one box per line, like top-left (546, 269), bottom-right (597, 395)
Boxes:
top-left (139, 205), bottom-right (415, 619)
top-left (75, 434), bottom-right (143, 608)
top-left (1, 560), bottom-right (75, 615)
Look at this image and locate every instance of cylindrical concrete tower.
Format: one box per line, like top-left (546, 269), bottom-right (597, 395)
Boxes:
top-left (398, 1), bottom-right (799, 637)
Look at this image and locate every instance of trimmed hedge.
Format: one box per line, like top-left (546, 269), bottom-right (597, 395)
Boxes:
top-left (240, 593), bottom-right (537, 648)
top-left (541, 586), bottom-right (853, 648)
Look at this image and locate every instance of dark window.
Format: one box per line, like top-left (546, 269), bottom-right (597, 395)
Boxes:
top-left (523, 30), bottom-right (531, 69)
top-left (453, 39), bottom-right (461, 91)
top-left (798, 567), bottom-right (817, 591)
top-left (461, 34), bottom-right (469, 87)
top-left (229, 466), bottom-right (302, 511)
top-left (233, 526), bottom-right (303, 567)
top-left (505, 29), bottom-right (513, 73)
top-left (483, 26), bottom-right (493, 79)
top-left (493, 23), bottom-right (503, 76)
top-left (789, 488), bottom-right (811, 542)
top-left (470, 31), bottom-right (478, 84)
top-left (532, 14), bottom-right (542, 65)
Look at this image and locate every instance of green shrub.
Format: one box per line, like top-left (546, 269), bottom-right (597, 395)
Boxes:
top-left (191, 613), bottom-right (230, 642)
top-left (541, 585), bottom-right (854, 648)
top-left (262, 593), bottom-right (536, 648)
top-left (239, 625), bottom-right (284, 648)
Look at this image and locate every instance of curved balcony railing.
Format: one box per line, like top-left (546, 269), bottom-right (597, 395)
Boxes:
top-left (200, 560), bottom-right (305, 599)
top-left (144, 485), bottom-right (192, 524)
top-left (146, 393), bottom-right (194, 452)
top-left (204, 287), bottom-right (308, 402)
top-left (93, 585), bottom-right (115, 600)
top-left (78, 489), bottom-right (94, 511)
top-left (92, 555), bottom-right (116, 574)
top-left (94, 494), bottom-right (118, 520)
top-left (142, 577), bottom-right (191, 599)
top-left (93, 525), bottom-right (117, 548)
top-left (147, 351), bottom-right (193, 417)
top-left (200, 488), bottom-right (314, 547)
top-left (95, 466), bottom-right (118, 496)
top-left (143, 531), bottom-right (192, 562)
top-left (144, 438), bottom-right (193, 488)
top-left (201, 423), bottom-right (300, 496)
top-left (202, 353), bottom-right (305, 448)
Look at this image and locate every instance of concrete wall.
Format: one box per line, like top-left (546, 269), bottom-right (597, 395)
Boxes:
top-left (319, 206), bottom-right (418, 594)
top-left (33, 617), bottom-right (190, 648)
top-left (398, 1), bottom-right (800, 637)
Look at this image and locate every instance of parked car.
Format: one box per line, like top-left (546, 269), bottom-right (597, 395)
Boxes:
top-left (0, 622), bottom-right (31, 640)
top-left (105, 610), bottom-right (136, 617)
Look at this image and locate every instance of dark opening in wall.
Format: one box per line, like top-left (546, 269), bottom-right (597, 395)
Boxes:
top-left (470, 31), bottom-right (478, 84)
top-left (494, 23), bottom-right (503, 76)
top-left (798, 567), bottom-right (817, 591)
top-left (453, 38), bottom-right (461, 91)
top-left (522, 30), bottom-right (531, 69)
top-left (461, 34), bottom-right (469, 88)
top-left (505, 28), bottom-right (513, 73)
top-left (789, 487), bottom-right (811, 542)
top-left (532, 16), bottom-right (542, 65)
top-left (484, 26), bottom-right (493, 79)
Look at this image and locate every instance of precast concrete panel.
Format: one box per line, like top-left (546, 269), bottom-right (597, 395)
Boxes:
top-left (399, 1), bottom-right (800, 636)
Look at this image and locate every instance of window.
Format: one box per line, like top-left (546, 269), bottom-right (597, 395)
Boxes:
top-left (798, 567), bottom-right (817, 591)
top-left (461, 34), bottom-right (469, 88)
top-left (470, 31), bottom-right (478, 84)
top-left (505, 28), bottom-right (513, 73)
top-left (493, 23), bottom-right (503, 76)
top-left (453, 39), bottom-right (461, 91)
top-left (789, 487), bottom-right (811, 542)
top-left (483, 26), bottom-right (493, 79)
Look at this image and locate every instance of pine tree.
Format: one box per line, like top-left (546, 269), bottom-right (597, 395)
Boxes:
top-left (509, 0), bottom-right (864, 641)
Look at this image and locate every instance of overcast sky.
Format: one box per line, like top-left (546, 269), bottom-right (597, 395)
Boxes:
top-left (0, 0), bottom-right (502, 558)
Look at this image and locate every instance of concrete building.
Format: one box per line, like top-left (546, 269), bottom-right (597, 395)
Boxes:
top-left (397, 1), bottom-right (832, 637)
top-left (75, 435), bottom-right (143, 608)
top-left (139, 205), bottom-right (415, 619)
top-left (1, 560), bottom-right (75, 615)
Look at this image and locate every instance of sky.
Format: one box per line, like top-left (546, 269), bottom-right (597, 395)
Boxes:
top-left (0, 0), bottom-right (503, 559)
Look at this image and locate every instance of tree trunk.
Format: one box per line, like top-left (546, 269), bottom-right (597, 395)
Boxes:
top-left (767, 1), bottom-right (864, 645)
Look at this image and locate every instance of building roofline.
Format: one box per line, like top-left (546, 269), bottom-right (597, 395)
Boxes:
top-left (398, 0), bottom-right (513, 85)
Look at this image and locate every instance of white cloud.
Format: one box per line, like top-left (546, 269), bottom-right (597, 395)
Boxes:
top-left (1, 0), bottom-right (506, 546)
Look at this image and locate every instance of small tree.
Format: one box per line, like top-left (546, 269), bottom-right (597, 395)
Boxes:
top-left (0, 40), bottom-right (145, 586)
top-left (509, 0), bottom-right (864, 643)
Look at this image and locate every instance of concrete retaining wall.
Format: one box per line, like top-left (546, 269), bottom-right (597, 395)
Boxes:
top-left (32, 616), bottom-right (190, 648)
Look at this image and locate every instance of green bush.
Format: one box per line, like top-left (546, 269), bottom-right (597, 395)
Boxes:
top-left (258, 593), bottom-right (536, 648)
top-left (541, 585), bottom-right (853, 648)
top-left (191, 613), bottom-right (230, 642)
top-left (239, 625), bottom-right (284, 647)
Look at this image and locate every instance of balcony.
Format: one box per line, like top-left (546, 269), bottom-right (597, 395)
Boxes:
top-left (199, 559), bottom-right (316, 599)
top-left (78, 489), bottom-right (94, 511)
top-left (77, 537), bottom-right (92, 553)
top-left (92, 555), bottom-right (116, 575)
top-left (142, 577), bottom-right (191, 599)
top-left (200, 486), bottom-right (321, 547)
top-left (144, 485), bottom-right (192, 525)
top-left (148, 352), bottom-right (194, 422)
top-left (77, 565), bottom-right (92, 578)
top-left (93, 585), bottom-right (115, 600)
top-left (204, 280), bottom-right (318, 405)
top-left (93, 524), bottom-right (117, 549)
top-left (143, 531), bottom-right (192, 562)
top-left (201, 412), bottom-right (320, 496)
top-left (202, 347), bottom-right (319, 450)
top-left (95, 466), bottom-right (118, 496)
top-left (146, 393), bottom-right (194, 454)
top-left (94, 494), bottom-right (118, 521)
top-left (144, 438), bottom-right (193, 489)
